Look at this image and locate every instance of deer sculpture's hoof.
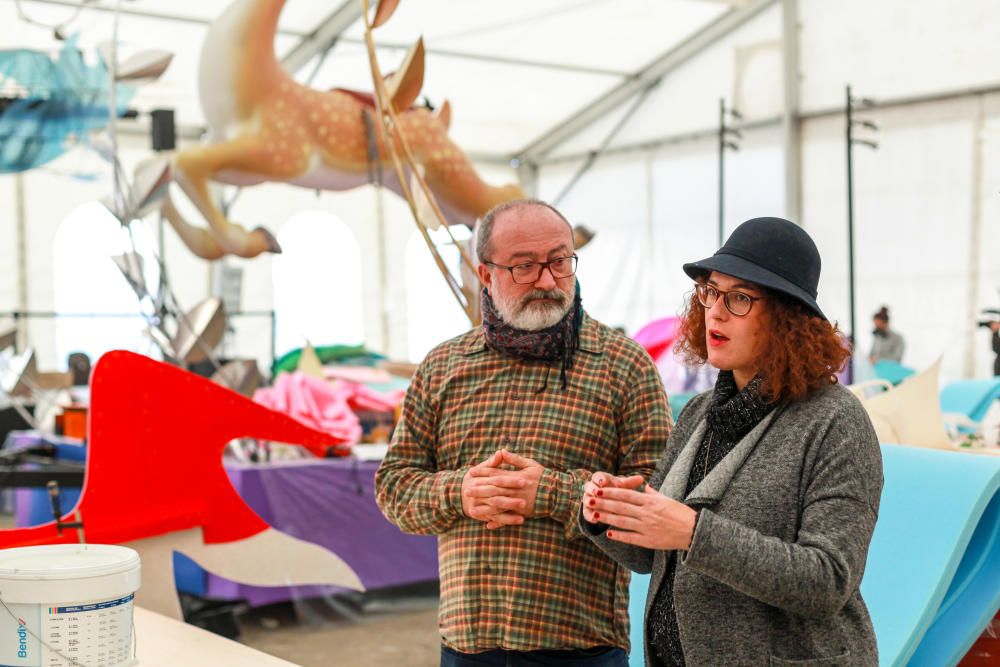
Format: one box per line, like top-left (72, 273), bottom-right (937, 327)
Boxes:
top-left (254, 226), bottom-right (283, 254)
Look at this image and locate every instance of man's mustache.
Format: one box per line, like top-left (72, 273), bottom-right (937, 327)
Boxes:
top-left (518, 289), bottom-right (568, 310)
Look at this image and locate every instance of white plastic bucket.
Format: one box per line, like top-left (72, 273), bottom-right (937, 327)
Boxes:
top-left (0, 544), bottom-right (141, 667)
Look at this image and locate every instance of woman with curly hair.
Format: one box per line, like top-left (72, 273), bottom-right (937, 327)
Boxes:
top-left (580, 217), bottom-right (883, 666)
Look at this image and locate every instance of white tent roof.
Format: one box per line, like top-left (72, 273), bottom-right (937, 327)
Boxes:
top-left (3, 0), bottom-right (746, 157)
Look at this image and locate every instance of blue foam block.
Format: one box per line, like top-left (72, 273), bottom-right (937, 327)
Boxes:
top-left (628, 572), bottom-right (649, 667)
top-left (173, 551), bottom-right (207, 596)
top-left (863, 444), bottom-right (1000, 666)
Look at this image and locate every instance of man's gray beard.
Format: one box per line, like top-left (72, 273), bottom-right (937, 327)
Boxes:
top-left (493, 286), bottom-right (573, 331)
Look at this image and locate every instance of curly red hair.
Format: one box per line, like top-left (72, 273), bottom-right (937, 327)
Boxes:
top-left (674, 285), bottom-right (851, 403)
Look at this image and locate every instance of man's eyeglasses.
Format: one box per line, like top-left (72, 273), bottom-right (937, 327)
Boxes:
top-left (484, 255), bottom-right (578, 285)
top-left (695, 283), bottom-right (763, 317)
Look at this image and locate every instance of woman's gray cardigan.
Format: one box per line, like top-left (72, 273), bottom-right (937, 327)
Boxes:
top-left (585, 383), bottom-right (883, 666)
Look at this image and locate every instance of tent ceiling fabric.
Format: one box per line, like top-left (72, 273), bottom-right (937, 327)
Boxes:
top-left (72, 0), bottom-right (334, 33)
top-left (340, 0), bottom-right (727, 74)
top-left (7, 0), bottom-right (733, 158)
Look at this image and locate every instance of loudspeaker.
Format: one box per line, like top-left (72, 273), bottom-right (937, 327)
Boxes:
top-left (150, 108), bottom-right (176, 151)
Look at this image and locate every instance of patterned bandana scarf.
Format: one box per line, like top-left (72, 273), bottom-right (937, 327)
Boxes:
top-left (481, 282), bottom-right (583, 389)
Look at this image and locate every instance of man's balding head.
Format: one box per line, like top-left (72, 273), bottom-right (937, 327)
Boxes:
top-left (476, 199), bottom-right (573, 264)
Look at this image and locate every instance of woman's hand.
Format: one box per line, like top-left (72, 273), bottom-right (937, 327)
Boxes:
top-left (585, 484), bottom-right (698, 551)
top-left (582, 472), bottom-right (645, 523)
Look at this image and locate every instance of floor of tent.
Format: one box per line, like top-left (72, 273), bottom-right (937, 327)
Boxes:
top-left (238, 597), bottom-right (440, 666)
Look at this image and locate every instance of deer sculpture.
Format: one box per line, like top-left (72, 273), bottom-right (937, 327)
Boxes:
top-left (158, 0), bottom-right (526, 261)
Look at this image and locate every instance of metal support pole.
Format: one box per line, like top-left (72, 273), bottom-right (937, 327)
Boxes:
top-left (845, 85), bottom-right (878, 378)
top-left (964, 98), bottom-right (985, 377)
top-left (846, 85), bottom-right (857, 362)
top-left (718, 98), bottom-right (742, 246)
top-left (516, 160), bottom-right (539, 199)
top-left (718, 98), bottom-right (726, 246)
top-left (781, 0), bottom-right (802, 221)
top-left (375, 185), bottom-right (390, 355)
top-left (270, 310), bottom-right (277, 373)
top-left (11, 311), bottom-right (21, 353)
top-left (14, 173), bottom-right (27, 352)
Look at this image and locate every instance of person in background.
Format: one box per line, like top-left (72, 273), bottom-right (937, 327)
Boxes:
top-left (67, 352), bottom-right (91, 386)
top-left (66, 351), bottom-right (92, 404)
top-left (581, 217), bottom-right (883, 666)
top-left (869, 306), bottom-right (904, 364)
top-left (376, 199), bottom-right (672, 667)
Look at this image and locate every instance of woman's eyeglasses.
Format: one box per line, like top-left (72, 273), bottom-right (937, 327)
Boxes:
top-left (695, 283), bottom-right (763, 317)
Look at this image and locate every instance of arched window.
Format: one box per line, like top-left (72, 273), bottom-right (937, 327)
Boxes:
top-left (405, 226), bottom-right (472, 362)
top-left (273, 211), bottom-right (364, 356)
top-left (53, 202), bottom-right (154, 368)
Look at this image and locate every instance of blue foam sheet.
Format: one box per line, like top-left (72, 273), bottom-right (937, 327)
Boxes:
top-left (863, 444), bottom-right (1000, 666)
top-left (940, 379), bottom-right (1000, 423)
top-left (874, 360), bottom-right (917, 386)
top-left (626, 444), bottom-right (1000, 667)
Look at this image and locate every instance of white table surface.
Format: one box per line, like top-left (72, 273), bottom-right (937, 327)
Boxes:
top-left (134, 606), bottom-right (298, 666)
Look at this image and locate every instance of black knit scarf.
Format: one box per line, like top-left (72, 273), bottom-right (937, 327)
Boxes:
top-left (688, 371), bottom-right (774, 494)
top-left (480, 282), bottom-right (582, 389)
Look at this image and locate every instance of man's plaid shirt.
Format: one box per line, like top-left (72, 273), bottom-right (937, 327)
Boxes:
top-left (375, 315), bottom-right (671, 653)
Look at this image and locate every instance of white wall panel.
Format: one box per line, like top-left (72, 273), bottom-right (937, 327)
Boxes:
top-left (0, 175), bottom-right (18, 316)
top-left (799, 0), bottom-right (1000, 112)
top-left (538, 155), bottom-right (654, 333)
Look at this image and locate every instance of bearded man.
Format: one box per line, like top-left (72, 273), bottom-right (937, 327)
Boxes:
top-left (376, 199), bottom-right (671, 667)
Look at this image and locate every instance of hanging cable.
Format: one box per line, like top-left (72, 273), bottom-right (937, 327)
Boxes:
top-left (14, 0), bottom-right (100, 40)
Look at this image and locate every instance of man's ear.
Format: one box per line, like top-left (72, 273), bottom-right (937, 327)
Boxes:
top-left (477, 263), bottom-right (492, 294)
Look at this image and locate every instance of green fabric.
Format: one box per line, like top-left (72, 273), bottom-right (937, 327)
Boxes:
top-left (272, 344), bottom-right (384, 375)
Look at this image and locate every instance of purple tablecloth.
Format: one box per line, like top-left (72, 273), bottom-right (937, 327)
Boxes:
top-left (4, 430), bottom-right (85, 527)
top-left (206, 458), bottom-right (438, 606)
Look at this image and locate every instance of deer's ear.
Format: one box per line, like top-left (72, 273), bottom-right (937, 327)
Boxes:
top-left (371, 0), bottom-right (400, 29)
top-left (385, 37), bottom-right (424, 112)
top-left (436, 99), bottom-right (452, 131)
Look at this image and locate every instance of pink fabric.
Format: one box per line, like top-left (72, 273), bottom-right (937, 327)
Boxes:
top-left (633, 316), bottom-right (681, 362)
top-left (336, 380), bottom-right (405, 413)
top-left (632, 316), bottom-right (718, 396)
top-left (253, 373), bottom-right (406, 444)
top-left (323, 365), bottom-right (393, 385)
top-left (254, 372), bottom-right (362, 444)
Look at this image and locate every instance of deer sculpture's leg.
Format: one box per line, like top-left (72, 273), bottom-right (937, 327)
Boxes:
top-left (174, 134), bottom-right (311, 258)
top-left (159, 194), bottom-right (229, 260)
top-left (392, 111), bottom-right (525, 220)
top-left (129, 156), bottom-right (228, 260)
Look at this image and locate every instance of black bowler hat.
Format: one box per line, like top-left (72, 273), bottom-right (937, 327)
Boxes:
top-left (683, 217), bottom-right (826, 319)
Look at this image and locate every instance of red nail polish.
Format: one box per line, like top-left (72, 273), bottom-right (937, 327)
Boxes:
top-left (596, 489), bottom-right (603, 497)
top-left (588, 498), bottom-right (596, 506)
top-left (593, 512), bottom-right (600, 519)
top-left (607, 530), bottom-right (613, 537)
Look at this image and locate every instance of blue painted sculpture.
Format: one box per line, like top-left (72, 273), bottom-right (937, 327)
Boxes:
top-left (0, 36), bottom-right (137, 173)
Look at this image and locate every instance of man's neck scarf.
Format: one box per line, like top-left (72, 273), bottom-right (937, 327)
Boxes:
top-left (480, 282), bottom-right (583, 389)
